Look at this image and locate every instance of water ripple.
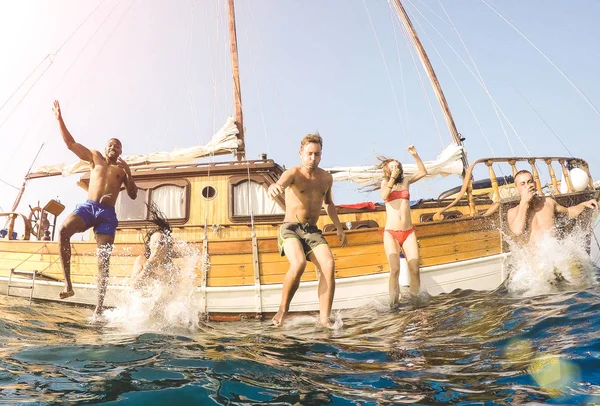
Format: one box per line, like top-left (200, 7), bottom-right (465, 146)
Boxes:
top-left (0, 270), bottom-right (599, 404)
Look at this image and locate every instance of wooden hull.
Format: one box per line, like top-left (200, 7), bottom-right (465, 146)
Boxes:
top-left (0, 213), bottom-right (508, 319)
top-left (0, 252), bottom-right (509, 318)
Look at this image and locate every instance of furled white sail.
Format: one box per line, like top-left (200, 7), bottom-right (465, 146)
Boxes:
top-left (327, 143), bottom-right (464, 187)
top-left (32, 117), bottom-right (240, 177)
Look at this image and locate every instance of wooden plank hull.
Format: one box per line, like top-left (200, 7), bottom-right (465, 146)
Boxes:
top-left (0, 252), bottom-right (509, 318)
top-left (0, 214), bottom-right (509, 318)
top-left (2, 188), bottom-right (594, 319)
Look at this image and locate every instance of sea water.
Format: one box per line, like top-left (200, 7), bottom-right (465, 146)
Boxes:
top-left (0, 240), bottom-right (599, 404)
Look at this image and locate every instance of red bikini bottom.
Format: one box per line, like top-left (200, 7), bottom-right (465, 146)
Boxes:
top-left (385, 227), bottom-right (416, 246)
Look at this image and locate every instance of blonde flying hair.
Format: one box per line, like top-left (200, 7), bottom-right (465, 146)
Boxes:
top-left (362, 156), bottom-right (404, 192)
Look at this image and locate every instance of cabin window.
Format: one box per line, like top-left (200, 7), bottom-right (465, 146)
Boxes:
top-left (233, 180), bottom-right (284, 216)
top-left (115, 180), bottom-right (190, 225)
top-left (202, 185), bottom-right (217, 200)
top-left (151, 185), bottom-right (185, 218)
top-left (115, 189), bottom-right (148, 221)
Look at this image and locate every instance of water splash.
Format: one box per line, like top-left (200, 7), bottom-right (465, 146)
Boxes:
top-left (103, 239), bottom-right (201, 333)
top-left (505, 229), bottom-right (595, 296)
top-left (280, 310), bottom-right (345, 332)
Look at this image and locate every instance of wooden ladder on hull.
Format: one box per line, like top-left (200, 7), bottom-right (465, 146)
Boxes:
top-left (7, 269), bottom-right (39, 304)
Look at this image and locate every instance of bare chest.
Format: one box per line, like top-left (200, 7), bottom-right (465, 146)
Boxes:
top-left (293, 176), bottom-right (327, 197)
top-left (92, 162), bottom-right (124, 183)
top-left (528, 202), bottom-right (554, 224)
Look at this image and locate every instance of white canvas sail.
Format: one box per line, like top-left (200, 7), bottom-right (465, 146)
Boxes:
top-left (327, 143), bottom-right (464, 187)
top-left (32, 117), bottom-right (240, 177)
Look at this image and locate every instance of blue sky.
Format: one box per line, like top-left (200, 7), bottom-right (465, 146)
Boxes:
top-left (1, 0), bottom-right (599, 217)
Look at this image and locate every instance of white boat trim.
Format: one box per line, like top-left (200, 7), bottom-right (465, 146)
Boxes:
top-left (0, 253), bottom-right (510, 317)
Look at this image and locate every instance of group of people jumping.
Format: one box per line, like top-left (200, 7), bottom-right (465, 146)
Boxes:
top-left (52, 100), bottom-right (598, 326)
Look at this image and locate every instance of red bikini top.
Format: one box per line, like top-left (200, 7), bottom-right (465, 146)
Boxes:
top-left (385, 189), bottom-right (410, 202)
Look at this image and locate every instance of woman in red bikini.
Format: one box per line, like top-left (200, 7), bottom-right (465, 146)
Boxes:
top-left (379, 145), bottom-right (427, 307)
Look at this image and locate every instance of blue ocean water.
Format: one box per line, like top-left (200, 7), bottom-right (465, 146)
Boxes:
top-left (1, 272), bottom-right (599, 405)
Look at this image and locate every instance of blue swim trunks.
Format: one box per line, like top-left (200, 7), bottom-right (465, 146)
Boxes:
top-left (73, 200), bottom-right (119, 237)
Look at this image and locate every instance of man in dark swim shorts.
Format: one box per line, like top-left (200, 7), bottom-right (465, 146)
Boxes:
top-left (278, 222), bottom-right (328, 259)
top-left (73, 200), bottom-right (119, 237)
top-left (267, 133), bottom-right (347, 327)
top-left (53, 100), bottom-right (138, 319)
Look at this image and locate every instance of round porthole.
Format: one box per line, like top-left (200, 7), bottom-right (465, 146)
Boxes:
top-left (201, 185), bottom-right (217, 200)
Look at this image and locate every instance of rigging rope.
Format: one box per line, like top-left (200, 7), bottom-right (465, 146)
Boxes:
top-left (434, 0), bottom-right (519, 158)
top-left (0, 61), bottom-right (53, 132)
top-left (388, 6), bottom-right (410, 141)
top-left (184, 0), bottom-right (203, 145)
top-left (0, 0), bottom-right (107, 116)
top-left (68, 0), bottom-right (138, 104)
top-left (55, 0), bottom-right (110, 56)
top-left (151, 79), bottom-right (180, 146)
top-left (208, 0), bottom-right (230, 136)
top-left (53, 0), bottom-right (128, 99)
top-left (204, 154), bottom-right (213, 242)
top-left (239, 0), bottom-right (271, 157)
top-left (204, 1), bottom-right (218, 241)
top-left (402, 0), bottom-right (528, 155)
top-left (413, 0), bottom-right (452, 29)
top-left (363, 0), bottom-right (409, 144)
top-left (204, 0), bottom-right (218, 248)
top-left (0, 0), bottom-right (131, 180)
top-left (0, 56), bottom-right (51, 115)
top-left (212, 0), bottom-right (221, 133)
top-left (0, 179), bottom-right (19, 190)
top-left (408, 8), bottom-right (496, 157)
top-left (9, 244), bottom-right (48, 271)
top-left (512, 86), bottom-right (573, 156)
top-left (481, 0), bottom-right (600, 120)
top-left (406, 4), bottom-right (509, 181)
top-left (215, 0), bottom-right (231, 131)
top-left (390, 1), bottom-right (445, 148)
top-left (246, 0), bottom-right (292, 152)
top-left (245, 160), bottom-right (256, 236)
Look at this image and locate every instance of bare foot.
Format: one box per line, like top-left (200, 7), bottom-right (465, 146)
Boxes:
top-left (59, 288), bottom-right (75, 299)
top-left (272, 310), bottom-right (287, 326)
top-left (90, 306), bottom-right (105, 324)
top-left (318, 316), bottom-right (332, 328)
top-left (409, 291), bottom-right (431, 308)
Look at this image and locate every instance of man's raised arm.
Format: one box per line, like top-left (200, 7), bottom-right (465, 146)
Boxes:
top-left (556, 198), bottom-right (598, 218)
top-left (53, 100), bottom-right (93, 163)
top-left (508, 186), bottom-right (536, 236)
top-left (507, 203), bottom-right (529, 236)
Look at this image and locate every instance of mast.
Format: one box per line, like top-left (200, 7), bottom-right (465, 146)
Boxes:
top-left (390, 0), bottom-right (468, 172)
top-left (227, 0), bottom-right (245, 161)
top-left (10, 181), bottom-right (27, 212)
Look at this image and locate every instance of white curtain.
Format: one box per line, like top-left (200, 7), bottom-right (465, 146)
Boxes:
top-left (151, 185), bottom-right (185, 218)
top-left (234, 181), bottom-right (284, 216)
top-left (115, 189), bottom-right (147, 220)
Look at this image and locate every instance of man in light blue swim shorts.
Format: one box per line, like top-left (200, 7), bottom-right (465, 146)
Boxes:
top-left (53, 100), bottom-right (138, 319)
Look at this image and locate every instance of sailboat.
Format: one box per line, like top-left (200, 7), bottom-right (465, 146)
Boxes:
top-left (0, 0), bottom-right (597, 320)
